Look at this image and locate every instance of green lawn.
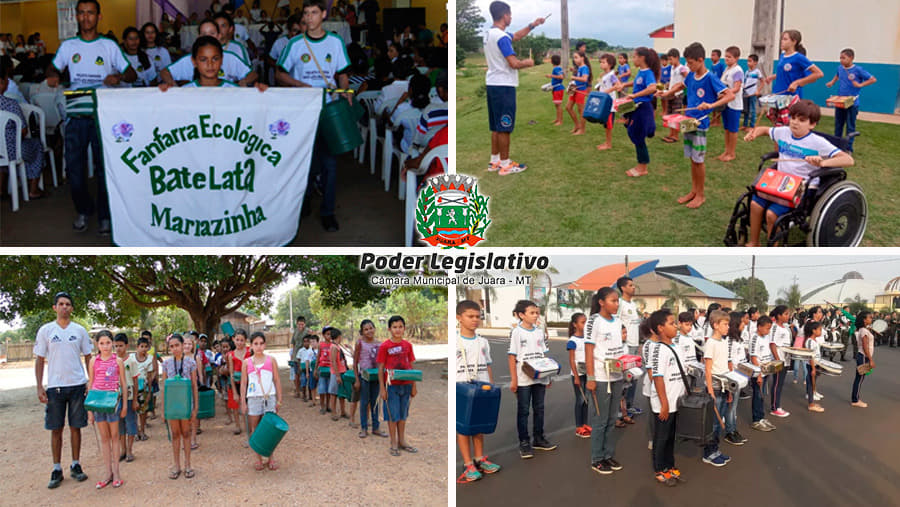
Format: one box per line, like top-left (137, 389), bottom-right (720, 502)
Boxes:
top-left (456, 55), bottom-right (900, 246)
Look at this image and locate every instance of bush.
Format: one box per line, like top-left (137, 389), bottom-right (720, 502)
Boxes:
top-left (456, 44), bottom-right (466, 67)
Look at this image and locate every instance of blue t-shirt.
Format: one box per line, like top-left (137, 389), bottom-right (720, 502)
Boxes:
top-left (773, 51), bottom-right (813, 97)
top-left (661, 64), bottom-right (671, 84)
top-left (575, 65), bottom-right (590, 91)
top-left (712, 60), bottom-right (725, 79)
top-left (836, 64), bottom-right (873, 106)
top-left (551, 65), bottom-right (564, 91)
top-left (685, 70), bottom-right (728, 130)
top-left (617, 63), bottom-right (630, 83)
top-left (632, 68), bottom-right (656, 103)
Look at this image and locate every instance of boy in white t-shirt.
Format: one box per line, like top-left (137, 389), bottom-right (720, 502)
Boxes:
top-left (717, 46), bottom-right (744, 162)
top-left (507, 300), bottom-right (556, 459)
top-left (743, 99), bottom-right (854, 246)
top-left (276, 0), bottom-right (350, 233)
top-left (648, 309), bottom-right (686, 486)
top-left (748, 316), bottom-right (775, 431)
top-left (660, 48), bottom-right (689, 143)
top-left (456, 300), bottom-right (501, 482)
top-left (51, 0), bottom-right (136, 235)
top-left (616, 276), bottom-right (642, 418)
top-left (674, 311), bottom-right (696, 366)
top-left (702, 310), bottom-right (732, 467)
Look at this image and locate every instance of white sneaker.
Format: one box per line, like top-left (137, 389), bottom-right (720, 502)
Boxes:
top-left (814, 391), bottom-right (823, 400)
top-left (648, 440), bottom-right (653, 450)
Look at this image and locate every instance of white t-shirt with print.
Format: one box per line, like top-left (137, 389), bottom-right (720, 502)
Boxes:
top-left (727, 337), bottom-right (748, 365)
top-left (227, 39), bottom-right (250, 64)
top-left (598, 70), bottom-right (618, 100)
top-left (641, 339), bottom-right (658, 397)
top-left (144, 46), bottom-right (172, 74)
top-left (617, 298), bottom-right (641, 348)
top-left (650, 342), bottom-right (686, 413)
top-left (507, 325), bottom-right (549, 387)
top-left (457, 333), bottom-right (492, 383)
top-left (673, 332), bottom-right (695, 365)
top-left (804, 337), bottom-right (822, 362)
top-left (166, 51), bottom-right (251, 83)
top-left (749, 331), bottom-right (775, 363)
top-left (769, 127), bottom-right (842, 187)
top-left (703, 336), bottom-right (730, 376)
top-left (52, 36), bottom-right (131, 116)
top-left (668, 63), bottom-right (689, 94)
top-left (770, 323), bottom-right (793, 361)
top-left (585, 313), bottom-right (625, 382)
top-left (123, 53), bottom-right (157, 87)
top-left (277, 32), bottom-right (350, 95)
top-left (721, 64), bottom-right (744, 110)
top-left (566, 334), bottom-right (587, 376)
top-left (33, 321), bottom-right (93, 388)
top-left (270, 35), bottom-right (290, 61)
top-left (483, 27), bottom-right (517, 87)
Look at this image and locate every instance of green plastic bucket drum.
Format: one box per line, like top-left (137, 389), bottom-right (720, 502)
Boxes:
top-left (249, 412), bottom-right (290, 457)
top-left (197, 386), bottom-right (215, 419)
top-left (337, 370), bottom-right (356, 400)
top-left (318, 95), bottom-right (364, 155)
top-left (85, 390), bottom-right (119, 413)
top-left (164, 375), bottom-right (192, 419)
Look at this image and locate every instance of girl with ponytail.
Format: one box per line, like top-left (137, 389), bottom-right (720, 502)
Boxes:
top-left (618, 47), bottom-right (659, 178)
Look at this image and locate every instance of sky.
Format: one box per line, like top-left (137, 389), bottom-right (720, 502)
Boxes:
top-left (545, 255), bottom-right (900, 303)
top-left (475, 0), bottom-right (674, 48)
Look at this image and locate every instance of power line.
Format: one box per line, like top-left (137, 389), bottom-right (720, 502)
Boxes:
top-left (704, 258), bottom-right (900, 278)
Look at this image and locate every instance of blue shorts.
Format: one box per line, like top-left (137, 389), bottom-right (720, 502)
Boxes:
top-left (723, 107), bottom-right (741, 133)
top-left (383, 384), bottom-right (412, 422)
top-left (93, 400), bottom-right (121, 424)
top-left (486, 85), bottom-right (516, 133)
top-left (45, 384), bottom-right (88, 430)
top-left (299, 370), bottom-right (309, 388)
top-left (118, 401), bottom-right (138, 435)
top-left (326, 373), bottom-right (340, 395)
top-left (289, 362), bottom-right (297, 381)
top-left (752, 195), bottom-right (791, 217)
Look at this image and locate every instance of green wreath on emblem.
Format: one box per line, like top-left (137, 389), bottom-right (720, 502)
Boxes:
top-left (415, 184), bottom-right (437, 238)
top-left (468, 184), bottom-right (490, 238)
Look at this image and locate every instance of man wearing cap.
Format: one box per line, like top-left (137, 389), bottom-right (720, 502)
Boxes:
top-left (34, 292), bottom-right (93, 489)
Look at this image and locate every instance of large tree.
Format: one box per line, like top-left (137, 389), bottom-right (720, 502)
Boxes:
top-left (717, 277), bottom-right (769, 312)
top-left (0, 256), bottom-right (385, 337)
top-left (775, 283), bottom-right (802, 308)
top-left (661, 281), bottom-right (697, 314)
top-left (457, 0), bottom-right (486, 53)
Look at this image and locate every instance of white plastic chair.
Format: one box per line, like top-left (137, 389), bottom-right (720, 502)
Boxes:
top-left (405, 144), bottom-right (448, 246)
top-left (0, 110), bottom-right (27, 211)
top-left (20, 103), bottom-right (57, 188)
top-left (356, 90), bottom-right (381, 174)
top-left (384, 107), bottom-right (423, 199)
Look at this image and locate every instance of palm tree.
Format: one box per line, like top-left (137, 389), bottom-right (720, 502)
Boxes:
top-left (661, 281), bottom-right (696, 313)
top-left (518, 266), bottom-right (560, 325)
top-left (459, 270), bottom-right (497, 323)
top-left (775, 283), bottom-right (802, 308)
top-left (573, 290), bottom-right (594, 313)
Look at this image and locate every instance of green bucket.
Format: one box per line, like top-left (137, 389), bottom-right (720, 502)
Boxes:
top-left (197, 386), bottom-right (215, 419)
top-left (318, 94), bottom-right (364, 155)
top-left (85, 389), bottom-right (119, 414)
top-left (221, 321), bottom-right (235, 337)
top-left (164, 375), bottom-right (192, 420)
top-left (360, 368), bottom-right (379, 382)
top-left (249, 411), bottom-right (290, 457)
top-left (337, 370), bottom-right (356, 399)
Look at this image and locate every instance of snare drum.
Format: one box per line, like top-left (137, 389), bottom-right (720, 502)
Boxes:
top-left (522, 358), bottom-right (561, 380)
top-left (541, 83), bottom-right (553, 92)
top-left (760, 360), bottom-right (784, 375)
top-left (816, 359), bottom-right (843, 376)
top-left (576, 361), bottom-right (586, 376)
top-left (856, 363), bottom-right (874, 376)
top-left (820, 342), bottom-right (845, 352)
top-left (759, 94), bottom-right (792, 109)
top-left (662, 113), bottom-right (700, 132)
top-left (604, 358), bottom-right (623, 374)
top-left (825, 95), bottom-right (855, 109)
top-left (616, 354), bottom-right (643, 370)
top-left (685, 360), bottom-right (705, 379)
top-left (624, 367), bottom-right (644, 382)
top-left (872, 320), bottom-right (888, 334)
top-left (715, 371), bottom-right (749, 392)
top-left (754, 169), bottom-right (806, 208)
top-left (783, 347), bottom-right (814, 361)
top-left (613, 97), bottom-right (636, 114)
top-left (736, 362), bottom-right (761, 378)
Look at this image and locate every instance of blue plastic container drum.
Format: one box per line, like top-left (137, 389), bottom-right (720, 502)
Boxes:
top-left (456, 381), bottom-right (502, 436)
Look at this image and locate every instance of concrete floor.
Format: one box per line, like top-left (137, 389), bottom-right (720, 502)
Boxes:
top-left (0, 152), bottom-right (407, 246)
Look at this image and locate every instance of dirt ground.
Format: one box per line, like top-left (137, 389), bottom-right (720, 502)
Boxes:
top-left (0, 360), bottom-right (448, 506)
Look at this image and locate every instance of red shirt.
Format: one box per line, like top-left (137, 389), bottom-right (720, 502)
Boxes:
top-left (376, 339), bottom-right (416, 385)
top-left (317, 342), bottom-right (332, 368)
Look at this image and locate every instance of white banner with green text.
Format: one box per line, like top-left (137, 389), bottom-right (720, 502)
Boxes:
top-left (96, 87), bottom-right (322, 246)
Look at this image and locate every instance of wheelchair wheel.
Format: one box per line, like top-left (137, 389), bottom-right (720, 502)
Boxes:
top-left (723, 191), bottom-right (752, 246)
top-left (807, 181), bottom-right (867, 246)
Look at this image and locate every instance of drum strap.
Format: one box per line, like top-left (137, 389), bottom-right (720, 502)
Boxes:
top-left (457, 336), bottom-right (478, 383)
top-left (665, 343), bottom-right (693, 402)
top-left (303, 36), bottom-right (337, 91)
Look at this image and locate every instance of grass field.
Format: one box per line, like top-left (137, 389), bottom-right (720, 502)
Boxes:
top-left (456, 55), bottom-right (900, 246)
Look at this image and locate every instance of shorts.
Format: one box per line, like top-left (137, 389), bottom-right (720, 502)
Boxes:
top-left (667, 94), bottom-right (684, 115)
top-left (93, 400), bottom-right (121, 424)
top-left (486, 85), bottom-right (516, 133)
top-left (309, 373), bottom-right (318, 390)
top-left (247, 396), bottom-right (277, 416)
top-left (45, 384), bottom-right (88, 430)
top-left (299, 370), bottom-right (309, 388)
top-left (683, 129), bottom-right (708, 163)
top-left (604, 112), bottom-right (615, 130)
top-left (289, 361), bottom-right (297, 381)
top-left (383, 383), bottom-right (412, 422)
top-left (552, 89), bottom-right (563, 104)
top-left (569, 89), bottom-right (587, 106)
top-left (722, 107), bottom-right (741, 133)
top-left (326, 372), bottom-right (340, 395)
top-left (118, 400), bottom-right (138, 435)
top-left (752, 194), bottom-right (792, 218)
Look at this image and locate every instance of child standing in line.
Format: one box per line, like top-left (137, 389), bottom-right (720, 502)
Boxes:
top-left (377, 315), bottom-right (418, 456)
top-left (329, 329), bottom-right (350, 421)
top-left (716, 46), bottom-right (744, 162)
top-left (584, 288), bottom-right (625, 475)
top-left (709, 49), bottom-right (725, 126)
top-left (317, 328), bottom-right (334, 414)
top-left (308, 335), bottom-right (320, 406)
top-left (616, 52), bottom-right (631, 83)
top-left (240, 331), bottom-right (283, 470)
top-left (767, 306), bottom-right (792, 418)
top-left (160, 334), bottom-right (198, 479)
top-left (296, 336), bottom-right (312, 402)
top-left (663, 42), bottom-right (734, 209)
top-left (87, 331), bottom-right (128, 489)
top-left (702, 310), bottom-right (732, 467)
top-left (674, 312), bottom-right (696, 366)
top-left (851, 311), bottom-right (875, 407)
top-left (595, 53), bottom-right (618, 151)
top-left (456, 301), bottom-right (502, 482)
top-left (132, 337), bottom-right (156, 441)
top-left (659, 54), bottom-right (671, 119)
top-left (114, 334), bottom-right (138, 462)
top-left (764, 29), bottom-right (823, 129)
top-left (723, 312), bottom-right (748, 446)
top-left (748, 316), bottom-right (776, 431)
top-left (228, 330), bottom-right (250, 435)
top-left (803, 321), bottom-right (825, 412)
top-left (565, 51), bottom-right (591, 135)
top-left (660, 48), bottom-right (689, 143)
top-left (508, 300), bottom-right (557, 459)
top-left (184, 335), bottom-right (205, 450)
top-left (649, 309), bottom-right (685, 486)
top-left (825, 48), bottom-right (876, 152)
top-left (546, 54), bottom-right (565, 126)
top-left (641, 321), bottom-right (659, 451)
top-left (742, 54), bottom-right (762, 130)
top-left (355, 320), bottom-right (387, 438)
top-left (618, 47), bottom-right (659, 178)
top-left (567, 312), bottom-right (590, 438)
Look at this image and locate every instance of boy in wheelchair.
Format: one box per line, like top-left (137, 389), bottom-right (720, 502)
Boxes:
top-left (738, 99), bottom-right (855, 246)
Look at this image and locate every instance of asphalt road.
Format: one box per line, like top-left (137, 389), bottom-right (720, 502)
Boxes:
top-left (456, 335), bottom-right (900, 506)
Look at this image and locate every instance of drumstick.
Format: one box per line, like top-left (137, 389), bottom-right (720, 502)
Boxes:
top-left (92, 421), bottom-right (101, 454)
top-left (590, 389), bottom-right (602, 417)
top-left (164, 419), bottom-right (171, 442)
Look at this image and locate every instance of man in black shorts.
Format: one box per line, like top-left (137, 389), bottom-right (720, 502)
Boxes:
top-left (34, 292), bottom-right (93, 488)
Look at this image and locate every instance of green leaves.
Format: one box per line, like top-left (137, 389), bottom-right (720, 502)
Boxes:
top-left (416, 184), bottom-right (437, 239)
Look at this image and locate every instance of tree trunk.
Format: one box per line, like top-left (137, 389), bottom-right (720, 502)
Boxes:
top-left (187, 307), bottom-right (223, 339)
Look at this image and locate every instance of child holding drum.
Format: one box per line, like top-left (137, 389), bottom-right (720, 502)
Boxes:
top-left (86, 330), bottom-right (128, 489)
top-left (377, 315), bottom-right (418, 457)
top-left (803, 321), bottom-right (825, 413)
top-left (159, 333), bottom-right (198, 479)
top-left (240, 331), bottom-right (283, 470)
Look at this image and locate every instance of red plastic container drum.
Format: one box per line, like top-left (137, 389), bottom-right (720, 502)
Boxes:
top-left (754, 169), bottom-right (805, 208)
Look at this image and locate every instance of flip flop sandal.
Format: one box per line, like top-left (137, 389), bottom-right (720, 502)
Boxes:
top-left (96, 478), bottom-right (113, 489)
top-left (400, 445), bottom-right (418, 453)
top-left (615, 420), bottom-right (626, 428)
top-left (254, 462), bottom-right (265, 471)
top-left (662, 136), bottom-right (677, 143)
top-left (190, 443), bottom-right (199, 450)
top-left (359, 430), bottom-right (368, 438)
top-left (390, 448), bottom-right (400, 457)
top-left (184, 469), bottom-right (195, 479)
top-left (267, 461), bottom-right (279, 471)
top-left (196, 428), bottom-right (203, 435)
top-left (340, 414), bottom-right (349, 419)
top-left (119, 454), bottom-right (126, 462)
top-left (373, 430), bottom-right (389, 438)
top-left (349, 422), bottom-right (359, 428)
top-left (331, 415), bottom-right (340, 421)
top-left (125, 455), bottom-right (135, 463)
top-left (623, 417), bottom-right (636, 424)
top-left (112, 480), bottom-right (124, 488)
top-left (168, 469), bottom-right (181, 480)
top-left (233, 428), bottom-right (242, 435)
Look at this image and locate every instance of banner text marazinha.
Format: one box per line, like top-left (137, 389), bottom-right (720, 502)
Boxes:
top-left (118, 114), bottom-right (284, 236)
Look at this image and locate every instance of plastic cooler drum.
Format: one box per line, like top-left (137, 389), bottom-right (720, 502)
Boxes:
top-left (337, 371), bottom-right (356, 399)
top-left (249, 412), bottom-right (290, 457)
top-left (612, 97), bottom-right (636, 114)
top-left (221, 321), bottom-right (235, 337)
top-left (360, 368), bottom-right (379, 382)
top-left (521, 358), bottom-right (560, 379)
top-left (318, 95), bottom-right (364, 155)
top-left (164, 375), bottom-right (193, 420)
top-left (826, 95), bottom-right (855, 109)
top-left (388, 369), bottom-right (422, 382)
top-left (319, 366), bottom-right (331, 378)
top-left (760, 94), bottom-right (792, 109)
top-left (197, 386), bottom-right (215, 419)
top-left (456, 381), bottom-right (501, 436)
top-left (85, 390), bottom-right (119, 414)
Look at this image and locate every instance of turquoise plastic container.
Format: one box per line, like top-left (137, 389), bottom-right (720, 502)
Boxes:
top-left (85, 390), bottom-right (119, 414)
top-left (249, 412), bottom-right (290, 457)
top-left (197, 386), bottom-right (215, 419)
top-left (318, 96), bottom-right (364, 154)
top-left (164, 375), bottom-right (192, 419)
top-left (337, 370), bottom-right (356, 399)
top-left (360, 368), bottom-right (379, 382)
top-left (319, 366), bottom-right (331, 378)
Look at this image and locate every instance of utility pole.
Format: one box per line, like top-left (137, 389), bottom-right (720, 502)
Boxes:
top-left (560, 0), bottom-right (569, 73)
top-left (750, 255), bottom-right (756, 306)
top-left (289, 291), bottom-right (293, 334)
top-left (625, 255), bottom-right (629, 276)
top-left (750, 0), bottom-right (779, 90)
